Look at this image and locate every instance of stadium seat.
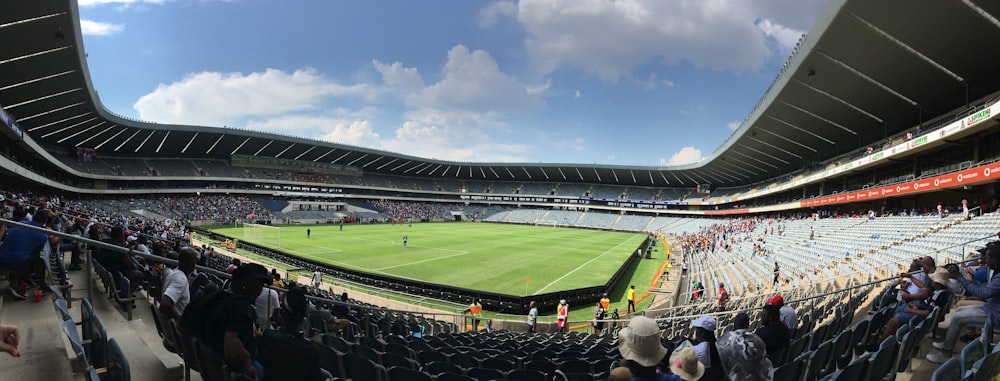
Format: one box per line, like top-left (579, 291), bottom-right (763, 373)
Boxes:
top-left (343, 353), bottom-right (387, 381)
top-left (425, 360), bottom-right (463, 376)
top-left (773, 357), bottom-right (805, 381)
top-left (381, 352), bottom-right (419, 370)
top-left (508, 369), bottom-right (547, 381)
top-left (481, 357), bottom-right (515, 372)
top-left (449, 352), bottom-right (480, 369)
top-left (436, 372), bottom-right (475, 381)
top-left (387, 365), bottom-right (431, 381)
top-left (467, 367), bottom-right (505, 381)
top-left (866, 338), bottom-right (897, 381)
top-left (962, 337), bottom-right (985, 376)
top-left (193, 337), bottom-right (230, 381)
top-left (931, 358), bottom-right (961, 381)
top-left (105, 338), bottom-right (131, 381)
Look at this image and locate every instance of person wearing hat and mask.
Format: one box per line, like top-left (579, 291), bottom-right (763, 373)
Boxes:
top-left (557, 299), bottom-right (569, 333)
top-left (617, 316), bottom-right (673, 380)
top-left (717, 329), bottom-right (774, 381)
top-left (880, 267), bottom-right (950, 343)
top-left (766, 294), bottom-right (798, 333)
top-left (181, 263), bottom-right (272, 381)
top-left (689, 315), bottom-right (724, 380)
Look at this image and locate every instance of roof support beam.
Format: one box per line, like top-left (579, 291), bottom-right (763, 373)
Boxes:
top-left (58, 121), bottom-right (105, 144)
top-left (731, 148), bottom-right (780, 168)
top-left (76, 124), bottom-right (116, 147)
top-left (27, 111), bottom-right (89, 131)
top-left (18, 102), bottom-right (84, 123)
top-left (135, 130), bottom-right (156, 153)
top-left (182, 132), bottom-right (198, 154)
top-left (231, 137), bottom-right (251, 155)
top-left (766, 115), bottom-right (836, 145)
top-left (206, 134), bottom-right (224, 154)
top-left (780, 101), bottom-right (857, 136)
top-left (155, 131), bottom-right (170, 153)
top-left (294, 146), bottom-right (316, 160)
top-left (115, 130), bottom-right (141, 152)
top-left (735, 143), bottom-right (789, 165)
top-left (844, 11), bottom-right (964, 83)
top-left (314, 148), bottom-right (336, 162)
top-left (253, 140), bottom-right (273, 156)
top-left (794, 79), bottom-right (885, 124)
top-left (94, 127), bottom-right (127, 150)
top-left (816, 51), bottom-right (918, 106)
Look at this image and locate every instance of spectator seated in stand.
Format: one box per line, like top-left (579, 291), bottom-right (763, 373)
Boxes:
top-left (927, 241), bottom-right (1000, 364)
top-left (879, 268), bottom-right (950, 343)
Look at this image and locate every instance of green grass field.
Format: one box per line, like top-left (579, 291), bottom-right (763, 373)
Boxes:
top-left (213, 222), bottom-right (646, 296)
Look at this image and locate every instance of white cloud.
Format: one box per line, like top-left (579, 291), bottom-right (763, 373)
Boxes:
top-left (80, 20), bottom-right (125, 36)
top-left (727, 121), bottom-right (740, 131)
top-left (416, 45), bottom-right (544, 112)
top-left (380, 109), bottom-right (530, 162)
top-left (133, 68), bottom-right (372, 126)
top-left (575, 90), bottom-right (581, 98)
top-left (372, 60), bottom-right (424, 91)
top-left (242, 115), bottom-right (381, 148)
top-left (661, 146), bottom-right (703, 166)
top-left (515, 0), bottom-right (775, 82)
top-left (478, 1), bottom-right (518, 28)
top-left (757, 19), bottom-right (804, 50)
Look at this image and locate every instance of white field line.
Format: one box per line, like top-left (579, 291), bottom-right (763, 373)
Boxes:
top-left (532, 238), bottom-right (637, 295)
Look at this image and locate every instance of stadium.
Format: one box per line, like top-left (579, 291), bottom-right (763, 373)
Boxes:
top-left (2, 0), bottom-right (1000, 380)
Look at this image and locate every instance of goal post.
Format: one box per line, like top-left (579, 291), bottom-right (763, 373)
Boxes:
top-left (534, 220), bottom-right (558, 228)
top-left (243, 223), bottom-right (280, 248)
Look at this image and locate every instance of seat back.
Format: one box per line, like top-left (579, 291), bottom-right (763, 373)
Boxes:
top-left (105, 338), bottom-right (131, 381)
top-left (193, 337), bottom-right (230, 381)
top-left (867, 338), bottom-right (897, 381)
top-left (930, 358), bottom-right (961, 381)
top-left (88, 314), bottom-right (109, 369)
top-left (387, 365), bottom-right (431, 381)
top-left (773, 357), bottom-right (805, 381)
top-left (973, 351), bottom-right (1000, 381)
top-left (508, 369), bottom-right (547, 381)
top-left (962, 337), bottom-right (985, 376)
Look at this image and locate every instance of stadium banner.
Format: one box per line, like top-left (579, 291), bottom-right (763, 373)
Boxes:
top-left (799, 160), bottom-right (1000, 208)
top-left (731, 100), bottom-right (1000, 204)
top-left (0, 103), bottom-right (24, 141)
top-left (458, 194), bottom-right (688, 207)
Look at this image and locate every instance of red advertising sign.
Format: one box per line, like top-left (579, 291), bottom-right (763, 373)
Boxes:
top-left (799, 162), bottom-right (1000, 208)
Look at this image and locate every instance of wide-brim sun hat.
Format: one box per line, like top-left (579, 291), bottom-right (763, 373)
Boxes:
top-left (618, 316), bottom-right (668, 367)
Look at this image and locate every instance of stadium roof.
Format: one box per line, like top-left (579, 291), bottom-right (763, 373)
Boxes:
top-left (2, 0), bottom-right (1000, 188)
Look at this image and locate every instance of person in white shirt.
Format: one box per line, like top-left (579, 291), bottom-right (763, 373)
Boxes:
top-left (312, 270), bottom-right (323, 289)
top-left (159, 247), bottom-right (197, 320)
top-left (255, 287), bottom-right (280, 329)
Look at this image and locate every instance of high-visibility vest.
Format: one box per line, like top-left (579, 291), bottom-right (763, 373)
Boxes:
top-left (627, 289), bottom-right (635, 301)
top-left (557, 305), bottom-right (568, 327)
top-left (469, 303), bottom-right (482, 316)
top-left (600, 297), bottom-right (610, 310)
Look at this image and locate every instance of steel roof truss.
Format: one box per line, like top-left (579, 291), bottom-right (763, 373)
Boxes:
top-left (0, 12), bottom-right (67, 29)
top-left (115, 130), bottom-right (140, 152)
top-left (231, 137), bottom-right (251, 155)
top-left (94, 127), bottom-right (127, 150)
top-left (377, 158), bottom-right (398, 170)
top-left (155, 131), bottom-right (170, 153)
top-left (735, 144), bottom-right (788, 165)
top-left (181, 132), bottom-right (198, 154)
top-left (253, 140), bottom-right (273, 156)
top-left (58, 121), bottom-right (104, 144)
top-left (845, 11), bottom-right (963, 83)
top-left (0, 46), bottom-right (73, 66)
top-left (313, 148), bottom-right (336, 162)
top-left (275, 143), bottom-right (295, 158)
top-left (521, 167), bottom-right (532, 179)
top-left (0, 70), bottom-right (74, 91)
top-left (540, 168), bottom-right (549, 179)
top-left (816, 51), bottom-right (918, 106)
top-left (18, 102), bottom-right (84, 123)
top-left (794, 79), bottom-right (884, 124)
top-left (75, 124), bottom-right (116, 147)
top-left (753, 133), bottom-right (810, 157)
top-left (206, 134), bottom-right (224, 154)
top-left (331, 151), bottom-right (351, 164)
top-left (294, 146), bottom-right (316, 160)
top-left (346, 153), bottom-right (368, 166)
top-left (780, 101), bottom-right (857, 136)
top-left (364, 155), bottom-right (382, 168)
top-left (135, 130), bottom-right (156, 153)
top-left (41, 116), bottom-right (96, 138)
top-left (4, 87), bottom-right (80, 110)
top-left (766, 115), bottom-right (835, 145)
top-left (26, 111), bottom-right (88, 131)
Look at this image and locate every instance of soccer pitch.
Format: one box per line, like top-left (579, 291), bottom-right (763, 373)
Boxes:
top-left (213, 222), bottom-right (647, 296)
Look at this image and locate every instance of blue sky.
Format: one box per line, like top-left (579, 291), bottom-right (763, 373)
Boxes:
top-left (77, 0), bottom-right (827, 166)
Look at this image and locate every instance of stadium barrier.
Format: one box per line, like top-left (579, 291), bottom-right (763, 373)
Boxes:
top-left (195, 230), bottom-right (655, 315)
